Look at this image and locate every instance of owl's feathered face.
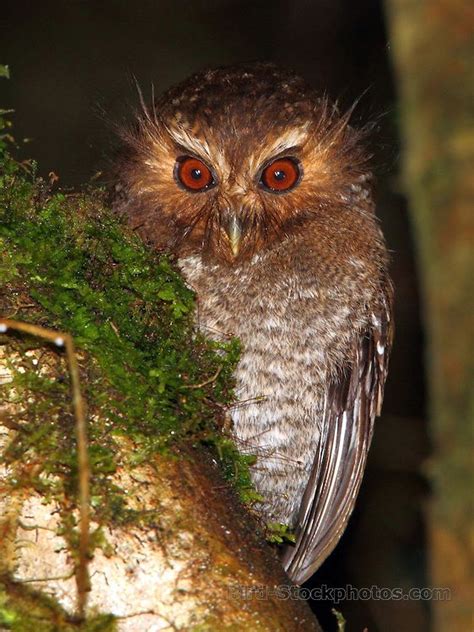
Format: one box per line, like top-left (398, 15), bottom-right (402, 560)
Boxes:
top-left (117, 64), bottom-right (372, 265)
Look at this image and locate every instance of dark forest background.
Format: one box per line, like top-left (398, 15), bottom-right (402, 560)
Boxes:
top-left (1, 2), bottom-right (432, 631)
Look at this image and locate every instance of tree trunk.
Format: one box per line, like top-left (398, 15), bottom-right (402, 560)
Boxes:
top-left (385, 2), bottom-right (473, 630)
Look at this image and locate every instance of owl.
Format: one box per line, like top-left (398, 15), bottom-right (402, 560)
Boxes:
top-left (114, 63), bottom-right (393, 584)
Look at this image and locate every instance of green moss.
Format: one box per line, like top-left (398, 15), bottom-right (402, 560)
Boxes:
top-left (332, 608), bottom-right (346, 632)
top-left (0, 582), bottom-right (117, 631)
top-left (1, 153), bottom-right (240, 433)
top-left (215, 438), bottom-right (262, 505)
top-left (265, 522), bottom-right (296, 545)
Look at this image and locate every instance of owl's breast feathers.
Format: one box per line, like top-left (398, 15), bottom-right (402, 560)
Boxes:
top-left (179, 229), bottom-right (393, 584)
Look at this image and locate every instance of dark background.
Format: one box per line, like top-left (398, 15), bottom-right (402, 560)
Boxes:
top-left (0, 2), bottom-right (429, 630)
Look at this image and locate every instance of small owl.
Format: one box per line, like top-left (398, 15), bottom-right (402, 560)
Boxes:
top-left (115, 63), bottom-right (393, 584)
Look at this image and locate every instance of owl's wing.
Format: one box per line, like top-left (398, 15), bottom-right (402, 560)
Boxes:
top-left (281, 282), bottom-right (394, 584)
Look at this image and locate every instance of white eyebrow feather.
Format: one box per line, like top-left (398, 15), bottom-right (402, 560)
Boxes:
top-left (249, 124), bottom-right (310, 171)
top-left (164, 124), bottom-right (212, 160)
top-left (265, 125), bottom-right (310, 155)
top-left (163, 123), bottom-right (231, 173)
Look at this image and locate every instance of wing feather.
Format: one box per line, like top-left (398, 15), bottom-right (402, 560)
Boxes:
top-left (282, 282), bottom-right (394, 584)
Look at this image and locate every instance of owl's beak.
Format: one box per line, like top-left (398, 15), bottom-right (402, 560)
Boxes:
top-left (224, 213), bottom-right (243, 257)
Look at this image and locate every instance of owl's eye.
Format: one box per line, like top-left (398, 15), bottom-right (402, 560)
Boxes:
top-left (260, 157), bottom-right (301, 192)
top-left (176, 156), bottom-right (215, 192)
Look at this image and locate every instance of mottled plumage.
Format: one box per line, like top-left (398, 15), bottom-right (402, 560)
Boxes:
top-left (114, 63), bottom-right (394, 584)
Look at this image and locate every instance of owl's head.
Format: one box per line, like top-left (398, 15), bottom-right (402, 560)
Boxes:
top-left (116, 63), bottom-right (373, 264)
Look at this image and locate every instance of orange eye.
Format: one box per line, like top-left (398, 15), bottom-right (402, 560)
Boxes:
top-left (176, 157), bottom-right (214, 191)
top-left (260, 158), bottom-right (300, 192)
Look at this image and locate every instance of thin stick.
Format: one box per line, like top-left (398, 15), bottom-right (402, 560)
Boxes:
top-left (0, 318), bottom-right (90, 619)
top-left (181, 365), bottom-right (223, 390)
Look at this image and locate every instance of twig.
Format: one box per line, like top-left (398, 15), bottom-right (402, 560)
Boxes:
top-left (181, 365), bottom-right (223, 389)
top-left (19, 570), bottom-right (76, 583)
top-left (0, 318), bottom-right (90, 619)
